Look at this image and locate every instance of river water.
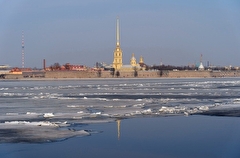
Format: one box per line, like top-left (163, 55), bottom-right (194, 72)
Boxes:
top-left (0, 78), bottom-right (240, 157)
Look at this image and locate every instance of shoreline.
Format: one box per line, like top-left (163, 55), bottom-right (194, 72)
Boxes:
top-left (1, 76), bottom-right (240, 81)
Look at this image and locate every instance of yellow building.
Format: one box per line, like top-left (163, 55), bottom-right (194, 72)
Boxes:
top-left (112, 18), bottom-right (145, 71)
top-left (119, 53), bottom-right (144, 71)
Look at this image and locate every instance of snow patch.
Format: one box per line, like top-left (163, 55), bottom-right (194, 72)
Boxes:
top-left (44, 113), bottom-right (54, 118)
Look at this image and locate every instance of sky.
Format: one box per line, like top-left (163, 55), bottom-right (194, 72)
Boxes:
top-left (0, 0), bottom-right (240, 68)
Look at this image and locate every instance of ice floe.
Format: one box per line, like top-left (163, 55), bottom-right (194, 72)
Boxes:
top-left (4, 121), bottom-right (59, 127)
top-left (44, 113), bottom-right (55, 118)
top-left (0, 123), bottom-right (90, 143)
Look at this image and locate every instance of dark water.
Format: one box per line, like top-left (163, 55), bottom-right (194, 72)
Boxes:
top-left (1, 115), bottom-right (240, 158)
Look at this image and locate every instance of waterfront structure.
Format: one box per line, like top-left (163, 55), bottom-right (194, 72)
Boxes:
top-left (112, 18), bottom-right (145, 71)
top-left (0, 65), bottom-right (10, 70)
top-left (0, 65), bottom-right (10, 75)
top-left (112, 17), bottom-right (123, 70)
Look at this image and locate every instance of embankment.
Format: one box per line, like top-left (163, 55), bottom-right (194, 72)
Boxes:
top-left (3, 70), bottom-right (240, 79)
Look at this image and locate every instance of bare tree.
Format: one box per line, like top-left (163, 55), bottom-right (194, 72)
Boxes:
top-left (52, 63), bottom-right (61, 70)
top-left (64, 63), bottom-right (71, 70)
top-left (116, 71), bottom-right (120, 77)
top-left (110, 68), bottom-right (115, 77)
top-left (133, 67), bottom-right (138, 77)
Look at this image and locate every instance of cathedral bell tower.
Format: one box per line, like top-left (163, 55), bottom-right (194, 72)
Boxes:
top-left (112, 17), bottom-right (123, 70)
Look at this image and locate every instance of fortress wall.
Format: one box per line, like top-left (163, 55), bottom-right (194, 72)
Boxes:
top-left (137, 71), bottom-right (162, 78)
top-left (211, 71), bottom-right (240, 77)
top-left (4, 74), bottom-right (24, 79)
top-left (45, 71), bottom-right (98, 78)
top-left (168, 71), bottom-right (211, 78)
top-left (45, 70), bottom-right (215, 79)
top-left (117, 71), bottom-right (135, 78)
top-left (100, 70), bottom-right (161, 78)
top-left (45, 70), bottom-right (158, 78)
top-left (6, 70), bottom-right (239, 79)
top-left (100, 71), bottom-right (115, 78)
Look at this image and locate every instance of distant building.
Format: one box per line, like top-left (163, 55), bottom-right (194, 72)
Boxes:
top-left (0, 65), bottom-right (10, 70)
top-left (69, 65), bottom-right (87, 71)
top-left (44, 63), bottom-right (88, 71)
top-left (198, 54), bottom-right (204, 71)
top-left (10, 67), bottom-right (32, 74)
top-left (0, 65), bottom-right (11, 74)
top-left (112, 18), bottom-right (145, 71)
top-left (198, 62), bottom-right (204, 71)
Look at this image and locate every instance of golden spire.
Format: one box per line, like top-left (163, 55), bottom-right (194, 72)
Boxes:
top-left (116, 17), bottom-right (120, 46)
top-left (112, 17), bottom-right (123, 70)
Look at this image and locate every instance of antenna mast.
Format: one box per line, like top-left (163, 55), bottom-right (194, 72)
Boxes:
top-left (21, 31), bottom-right (25, 68)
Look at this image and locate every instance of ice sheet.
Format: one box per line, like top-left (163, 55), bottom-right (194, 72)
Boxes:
top-left (1, 78), bottom-right (240, 143)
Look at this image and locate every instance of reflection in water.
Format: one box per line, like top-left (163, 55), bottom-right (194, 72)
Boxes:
top-left (117, 120), bottom-right (121, 140)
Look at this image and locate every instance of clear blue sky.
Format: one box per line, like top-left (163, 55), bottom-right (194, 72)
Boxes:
top-left (0, 0), bottom-right (239, 68)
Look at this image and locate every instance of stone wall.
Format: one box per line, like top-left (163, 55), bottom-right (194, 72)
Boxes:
top-left (4, 74), bottom-right (24, 79)
top-left (168, 71), bottom-right (211, 78)
top-left (3, 70), bottom-right (240, 79)
top-left (23, 70), bottom-right (240, 79)
top-left (211, 71), bottom-right (240, 77)
top-left (44, 70), bottom-right (162, 78)
top-left (168, 70), bottom-right (240, 78)
top-left (45, 71), bottom-right (98, 78)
